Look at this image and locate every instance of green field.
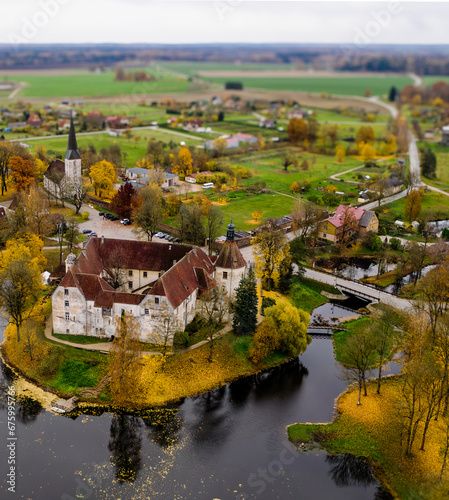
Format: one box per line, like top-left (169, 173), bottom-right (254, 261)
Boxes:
top-left (30, 128), bottom-right (201, 166)
top-left (201, 75), bottom-right (413, 97)
top-left (6, 68), bottom-right (192, 98)
top-left (160, 61), bottom-right (295, 76)
top-left (422, 75), bottom-right (449, 86)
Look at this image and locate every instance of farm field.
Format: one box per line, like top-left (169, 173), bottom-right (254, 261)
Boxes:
top-left (310, 107), bottom-right (390, 123)
top-left (30, 128), bottom-right (201, 166)
top-left (200, 75), bottom-right (413, 97)
top-left (422, 75), bottom-right (449, 86)
top-left (6, 68), bottom-right (193, 98)
top-left (160, 61), bottom-right (295, 76)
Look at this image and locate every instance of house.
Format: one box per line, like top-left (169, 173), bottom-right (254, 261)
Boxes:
top-left (43, 115), bottom-right (82, 199)
top-left (358, 210), bottom-right (379, 238)
top-left (318, 205), bottom-right (378, 244)
top-left (26, 113), bottom-right (42, 127)
top-left (233, 132), bottom-right (257, 144)
top-left (185, 171), bottom-right (214, 184)
top-left (288, 109), bottom-right (304, 120)
top-left (442, 125), bottom-right (449, 147)
top-left (203, 133), bottom-right (256, 151)
top-left (59, 119), bottom-right (71, 131)
top-left (259, 118), bottom-right (277, 129)
top-left (7, 122), bottom-right (27, 130)
top-left (51, 227), bottom-right (246, 344)
top-left (125, 167), bottom-right (150, 184)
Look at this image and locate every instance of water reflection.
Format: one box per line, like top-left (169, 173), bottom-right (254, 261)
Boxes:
top-left (142, 408), bottom-right (181, 448)
top-left (108, 414), bottom-right (143, 483)
top-left (16, 396), bottom-right (42, 424)
top-left (326, 453), bottom-right (376, 487)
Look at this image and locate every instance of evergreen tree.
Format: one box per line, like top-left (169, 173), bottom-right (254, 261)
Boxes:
top-left (421, 147), bottom-right (437, 179)
top-left (388, 86), bottom-right (397, 102)
top-left (233, 267), bottom-right (258, 336)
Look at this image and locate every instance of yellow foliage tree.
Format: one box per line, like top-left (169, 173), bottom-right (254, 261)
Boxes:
top-left (251, 221), bottom-right (291, 291)
top-left (252, 211), bottom-right (263, 223)
top-left (249, 317), bottom-right (280, 364)
top-left (290, 181), bottom-right (300, 193)
top-left (89, 160), bottom-right (117, 198)
top-left (404, 189), bottom-right (422, 222)
top-left (335, 145), bottom-right (346, 163)
top-left (172, 146), bottom-right (193, 179)
top-left (360, 143), bottom-right (376, 161)
top-left (0, 235), bottom-right (46, 342)
top-left (326, 184), bottom-right (338, 193)
top-left (9, 155), bottom-right (35, 192)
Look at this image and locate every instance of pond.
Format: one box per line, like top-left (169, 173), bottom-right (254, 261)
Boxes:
top-left (0, 315), bottom-right (393, 499)
top-left (336, 258), bottom-right (397, 281)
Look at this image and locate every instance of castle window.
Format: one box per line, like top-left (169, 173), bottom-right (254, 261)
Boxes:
top-left (128, 281), bottom-right (133, 289)
top-left (128, 270), bottom-right (133, 276)
top-left (155, 297), bottom-right (159, 304)
top-left (145, 308), bottom-right (149, 315)
top-left (143, 271), bottom-right (147, 278)
top-left (64, 300), bottom-right (69, 307)
top-left (65, 312), bottom-right (69, 321)
top-left (64, 288), bottom-right (69, 295)
top-left (223, 272), bottom-right (228, 279)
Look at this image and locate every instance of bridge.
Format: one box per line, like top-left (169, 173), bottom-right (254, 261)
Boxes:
top-left (304, 269), bottom-right (414, 311)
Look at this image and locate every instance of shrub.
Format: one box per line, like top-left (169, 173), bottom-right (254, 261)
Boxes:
top-left (390, 237), bottom-right (402, 251)
top-left (81, 211), bottom-right (89, 221)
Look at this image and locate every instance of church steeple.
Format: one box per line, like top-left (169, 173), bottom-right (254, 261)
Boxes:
top-left (65, 113), bottom-right (81, 160)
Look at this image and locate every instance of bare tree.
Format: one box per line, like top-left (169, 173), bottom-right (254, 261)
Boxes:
top-left (105, 247), bottom-right (129, 290)
top-left (157, 304), bottom-right (179, 369)
top-left (205, 205), bottom-right (223, 256)
top-left (291, 198), bottom-right (324, 241)
top-left (66, 181), bottom-right (88, 214)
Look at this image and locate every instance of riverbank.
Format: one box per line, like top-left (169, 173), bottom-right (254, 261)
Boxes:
top-left (288, 376), bottom-right (449, 499)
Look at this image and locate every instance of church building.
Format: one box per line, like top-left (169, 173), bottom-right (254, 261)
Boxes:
top-left (44, 115), bottom-right (82, 198)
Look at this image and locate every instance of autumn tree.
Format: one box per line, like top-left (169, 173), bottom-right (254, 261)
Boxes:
top-left (404, 189), bottom-right (422, 222)
top-left (339, 329), bottom-right (377, 405)
top-left (261, 300), bottom-right (310, 358)
top-left (158, 304), bottom-right (179, 369)
top-left (110, 182), bottom-right (138, 219)
top-left (292, 199), bottom-right (324, 242)
top-left (282, 155), bottom-right (294, 172)
top-left (335, 145), bottom-right (346, 163)
top-left (233, 266), bottom-right (258, 336)
top-left (133, 184), bottom-right (163, 241)
top-left (66, 181), bottom-right (88, 215)
top-left (249, 317), bottom-right (280, 364)
top-left (0, 141), bottom-right (31, 195)
top-left (251, 220), bottom-right (291, 291)
top-left (198, 286), bottom-right (228, 362)
top-left (23, 185), bottom-right (52, 236)
top-left (172, 146), bottom-right (193, 179)
top-left (251, 211), bottom-right (263, 223)
top-left (360, 143), bottom-right (376, 161)
top-left (89, 160), bottom-right (117, 198)
top-left (9, 155), bottom-right (35, 192)
top-left (337, 206), bottom-right (358, 254)
top-left (0, 235), bottom-right (45, 342)
top-left (287, 118), bottom-right (308, 144)
top-left (109, 312), bottom-right (143, 404)
top-left (177, 203), bottom-right (205, 245)
top-left (356, 125), bottom-right (375, 144)
top-left (205, 205), bottom-right (223, 256)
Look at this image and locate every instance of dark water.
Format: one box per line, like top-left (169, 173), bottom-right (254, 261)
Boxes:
top-left (0, 316), bottom-right (392, 500)
top-left (337, 258), bottom-right (396, 281)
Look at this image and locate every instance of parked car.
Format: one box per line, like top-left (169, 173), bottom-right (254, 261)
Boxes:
top-left (110, 216), bottom-right (119, 221)
top-left (120, 218), bottom-right (130, 224)
top-left (173, 238), bottom-right (180, 243)
top-left (82, 229), bottom-right (92, 234)
top-left (89, 233), bottom-right (98, 238)
top-left (98, 212), bottom-right (105, 216)
top-left (155, 232), bottom-right (163, 238)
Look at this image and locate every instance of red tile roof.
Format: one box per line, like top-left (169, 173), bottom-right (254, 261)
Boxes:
top-left (325, 205), bottom-right (366, 229)
top-left (215, 241), bottom-right (246, 269)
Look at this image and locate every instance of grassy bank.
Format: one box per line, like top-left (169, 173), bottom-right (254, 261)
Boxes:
top-left (288, 377), bottom-right (449, 499)
top-left (289, 275), bottom-right (339, 313)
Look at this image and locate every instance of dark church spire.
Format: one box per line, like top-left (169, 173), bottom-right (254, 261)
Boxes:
top-left (65, 112), bottom-right (81, 160)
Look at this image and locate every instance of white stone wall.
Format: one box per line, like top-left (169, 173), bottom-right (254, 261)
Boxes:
top-left (65, 158), bottom-right (82, 184)
top-left (216, 265), bottom-right (246, 297)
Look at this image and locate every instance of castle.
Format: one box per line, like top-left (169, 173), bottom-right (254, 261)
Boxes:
top-left (51, 222), bottom-right (247, 345)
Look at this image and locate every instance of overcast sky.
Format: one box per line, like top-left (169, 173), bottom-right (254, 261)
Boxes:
top-left (1, 1), bottom-right (448, 46)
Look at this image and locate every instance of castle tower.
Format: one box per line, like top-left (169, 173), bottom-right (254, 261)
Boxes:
top-left (64, 114), bottom-right (82, 186)
top-left (215, 219), bottom-right (246, 297)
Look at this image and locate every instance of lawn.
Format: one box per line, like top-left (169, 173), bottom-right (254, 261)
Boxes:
top-left (418, 142), bottom-right (449, 192)
top-left (201, 75), bottom-right (413, 97)
top-left (289, 275), bottom-right (339, 314)
top-left (7, 68), bottom-right (192, 98)
top-left (30, 128), bottom-right (200, 167)
top-left (380, 190), bottom-right (449, 224)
